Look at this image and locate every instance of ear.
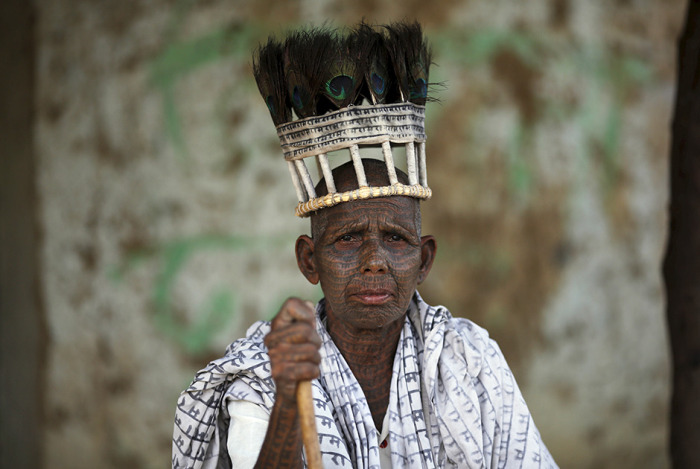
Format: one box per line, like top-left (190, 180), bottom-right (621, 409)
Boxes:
top-left (417, 235), bottom-right (437, 284)
top-left (296, 235), bottom-right (319, 285)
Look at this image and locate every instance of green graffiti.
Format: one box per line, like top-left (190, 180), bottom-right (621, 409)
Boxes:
top-left (432, 28), bottom-right (539, 67)
top-left (150, 26), bottom-right (261, 89)
top-left (432, 28), bottom-right (651, 201)
top-left (152, 287), bottom-right (235, 355)
top-left (161, 85), bottom-right (187, 159)
top-left (506, 122), bottom-right (533, 205)
top-left (149, 17), bottom-right (653, 196)
top-left (570, 49), bottom-right (650, 194)
top-left (149, 21), bottom-right (267, 159)
top-left (113, 234), bottom-right (295, 354)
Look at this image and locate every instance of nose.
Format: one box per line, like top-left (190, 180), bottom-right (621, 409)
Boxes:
top-left (360, 239), bottom-right (388, 274)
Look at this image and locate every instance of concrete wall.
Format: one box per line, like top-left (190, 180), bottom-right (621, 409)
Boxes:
top-left (33, 1), bottom-right (682, 467)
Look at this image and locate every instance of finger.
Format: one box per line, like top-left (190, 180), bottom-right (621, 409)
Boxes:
top-left (272, 298), bottom-right (316, 329)
top-left (265, 322), bottom-right (321, 350)
top-left (271, 361), bottom-right (320, 383)
top-left (268, 343), bottom-right (321, 365)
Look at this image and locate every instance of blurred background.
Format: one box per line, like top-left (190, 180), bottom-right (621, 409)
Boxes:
top-left (1, 0), bottom-right (685, 467)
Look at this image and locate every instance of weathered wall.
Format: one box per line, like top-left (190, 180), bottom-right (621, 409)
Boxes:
top-left (36, 1), bottom-right (682, 467)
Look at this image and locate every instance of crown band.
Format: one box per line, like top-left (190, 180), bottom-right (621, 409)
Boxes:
top-left (277, 103), bottom-right (426, 161)
top-left (295, 183), bottom-right (432, 217)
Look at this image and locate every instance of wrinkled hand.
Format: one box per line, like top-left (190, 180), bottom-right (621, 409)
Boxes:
top-left (264, 298), bottom-right (322, 403)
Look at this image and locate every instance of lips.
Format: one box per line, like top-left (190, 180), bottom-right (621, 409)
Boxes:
top-left (350, 288), bottom-right (394, 305)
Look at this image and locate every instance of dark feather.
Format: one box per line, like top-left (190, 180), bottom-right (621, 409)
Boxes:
top-left (317, 32), bottom-right (364, 114)
top-left (353, 23), bottom-right (393, 105)
top-left (283, 29), bottom-right (334, 119)
top-left (384, 24), bottom-right (409, 102)
top-left (252, 39), bottom-right (291, 126)
top-left (252, 22), bottom-right (432, 125)
top-left (384, 22), bottom-right (431, 105)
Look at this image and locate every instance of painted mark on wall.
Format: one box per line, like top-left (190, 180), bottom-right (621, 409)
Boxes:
top-left (430, 28), bottom-right (651, 202)
top-left (112, 234), bottom-right (297, 354)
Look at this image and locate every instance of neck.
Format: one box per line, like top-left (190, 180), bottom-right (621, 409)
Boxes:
top-left (326, 313), bottom-right (405, 430)
top-left (326, 313), bottom-right (403, 366)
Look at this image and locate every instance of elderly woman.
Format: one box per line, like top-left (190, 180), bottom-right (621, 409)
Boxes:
top-left (173, 22), bottom-right (556, 469)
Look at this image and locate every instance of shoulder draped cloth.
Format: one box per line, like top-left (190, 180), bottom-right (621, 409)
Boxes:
top-left (172, 293), bottom-right (557, 468)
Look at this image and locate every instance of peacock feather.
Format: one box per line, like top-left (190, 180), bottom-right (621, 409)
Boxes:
top-left (384, 24), bottom-right (409, 102)
top-left (252, 22), bottom-right (432, 124)
top-left (384, 22), bottom-right (431, 105)
top-left (317, 32), bottom-right (364, 115)
top-left (404, 23), bottom-right (431, 106)
top-left (252, 39), bottom-right (291, 126)
top-left (353, 23), bottom-right (393, 105)
top-left (283, 29), bottom-right (334, 119)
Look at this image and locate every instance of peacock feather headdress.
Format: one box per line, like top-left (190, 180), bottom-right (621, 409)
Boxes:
top-left (252, 21), bottom-right (433, 217)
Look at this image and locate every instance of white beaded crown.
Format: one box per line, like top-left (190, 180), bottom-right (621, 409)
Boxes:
top-left (253, 22), bottom-right (433, 217)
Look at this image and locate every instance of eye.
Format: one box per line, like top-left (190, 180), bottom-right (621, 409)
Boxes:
top-left (388, 234), bottom-right (405, 242)
top-left (337, 234), bottom-right (355, 242)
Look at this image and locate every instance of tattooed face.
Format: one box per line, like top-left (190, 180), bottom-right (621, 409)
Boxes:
top-left (296, 195), bottom-right (436, 332)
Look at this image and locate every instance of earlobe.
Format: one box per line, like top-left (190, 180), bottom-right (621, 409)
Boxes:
top-left (296, 235), bottom-right (319, 285)
top-left (417, 235), bottom-right (437, 284)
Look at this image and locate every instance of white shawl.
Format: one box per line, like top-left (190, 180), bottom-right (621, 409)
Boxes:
top-left (172, 293), bottom-right (556, 468)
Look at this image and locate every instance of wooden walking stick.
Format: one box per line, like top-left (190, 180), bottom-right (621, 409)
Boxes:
top-left (297, 380), bottom-right (322, 468)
